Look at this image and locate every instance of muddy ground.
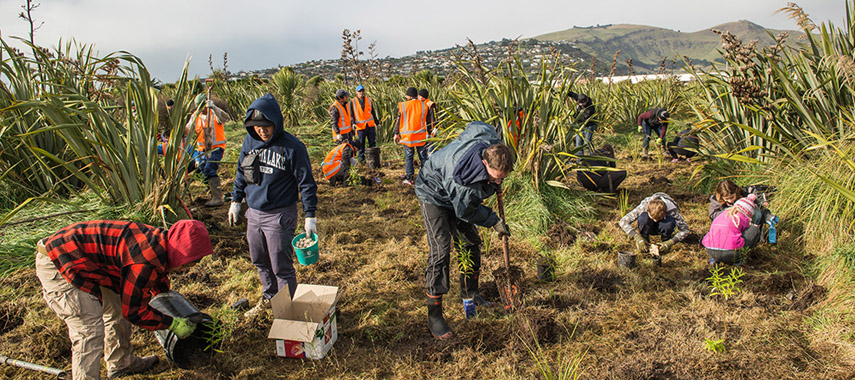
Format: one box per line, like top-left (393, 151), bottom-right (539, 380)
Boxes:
top-left (1, 129), bottom-right (853, 379)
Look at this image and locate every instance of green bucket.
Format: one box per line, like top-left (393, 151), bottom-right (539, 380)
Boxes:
top-left (292, 232), bottom-right (319, 265)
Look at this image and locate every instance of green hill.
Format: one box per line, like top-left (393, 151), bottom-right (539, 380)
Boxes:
top-left (533, 20), bottom-right (798, 72)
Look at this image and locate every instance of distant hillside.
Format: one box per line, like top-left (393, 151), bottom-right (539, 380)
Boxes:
top-left (532, 20), bottom-right (799, 72)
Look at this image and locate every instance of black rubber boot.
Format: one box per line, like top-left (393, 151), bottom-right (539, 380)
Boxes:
top-left (427, 295), bottom-right (453, 339)
top-left (460, 273), bottom-right (494, 307)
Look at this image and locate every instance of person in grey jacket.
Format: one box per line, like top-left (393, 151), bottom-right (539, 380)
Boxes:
top-left (568, 91), bottom-right (596, 154)
top-left (619, 192), bottom-right (690, 261)
top-left (414, 121), bottom-right (514, 340)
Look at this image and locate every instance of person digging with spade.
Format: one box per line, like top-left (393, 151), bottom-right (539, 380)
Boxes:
top-left (414, 121), bottom-right (514, 340)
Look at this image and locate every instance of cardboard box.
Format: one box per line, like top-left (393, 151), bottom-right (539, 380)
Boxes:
top-left (267, 284), bottom-right (339, 360)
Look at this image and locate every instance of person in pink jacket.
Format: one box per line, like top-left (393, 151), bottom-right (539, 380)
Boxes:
top-left (702, 194), bottom-right (762, 265)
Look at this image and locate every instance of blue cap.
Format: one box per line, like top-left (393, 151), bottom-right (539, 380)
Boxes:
top-left (355, 85), bottom-right (365, 92)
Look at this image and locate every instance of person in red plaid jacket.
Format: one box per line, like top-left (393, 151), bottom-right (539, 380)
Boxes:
top-left (35, 219), bottom-right (213, 379)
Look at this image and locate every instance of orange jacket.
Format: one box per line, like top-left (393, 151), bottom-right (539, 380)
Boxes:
top-left (397, 99), bottom-right (427, 147)
top-left (350, 97), bottom-right (376, 130)
top-left (330, 101), bottom-right (353, 139)
top-left (194, 111), bottom-right (227, 150)
top-left (322, 143), bottom-right (355, 180)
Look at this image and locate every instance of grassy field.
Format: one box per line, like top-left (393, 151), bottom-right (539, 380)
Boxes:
top-left (0, 119), bottom-right (852, 379)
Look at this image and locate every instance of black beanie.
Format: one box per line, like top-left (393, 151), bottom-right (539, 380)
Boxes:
top-left (418, 89), bottom-right (429, 98)
top-left (406, 87), bottom-right (418, 98)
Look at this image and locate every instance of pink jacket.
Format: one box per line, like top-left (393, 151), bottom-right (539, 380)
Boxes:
top-left (702, 208), bottom-right (751, 250)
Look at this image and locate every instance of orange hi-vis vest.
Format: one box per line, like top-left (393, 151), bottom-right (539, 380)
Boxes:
top-left (322, 143), bottom-right (355, 180)
top-left (351, 97), bottom-right (376, 131)
top-left (506, 110), bottom-right (524, 148)
top-left (397, 99), bottom-right (427, 147)
top-left (330, 101), bottom-right (353, 139)
top-left (194, 111), bottom-right (227, 150)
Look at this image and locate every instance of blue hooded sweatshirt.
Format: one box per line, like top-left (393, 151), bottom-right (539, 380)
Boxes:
top-left (232, 94), bottom-right (318, 216)
top-left (414, 121), bottom-right (501, 227)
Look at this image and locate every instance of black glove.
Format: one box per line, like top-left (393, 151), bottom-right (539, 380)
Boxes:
top-left (493, 218), bottom-right (511, 237)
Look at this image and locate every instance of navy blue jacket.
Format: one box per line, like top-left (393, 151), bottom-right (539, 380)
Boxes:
top-left (414, 121), bottom-right (501, 227)
top-left (232, 94), bottom-right (318, 217)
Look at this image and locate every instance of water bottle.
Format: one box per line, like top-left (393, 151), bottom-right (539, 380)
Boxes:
top-left (767, 215), bottom-right (779, 244)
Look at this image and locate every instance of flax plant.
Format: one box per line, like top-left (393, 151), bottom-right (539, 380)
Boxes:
top-left (1, 37), bottom-right (197, 222)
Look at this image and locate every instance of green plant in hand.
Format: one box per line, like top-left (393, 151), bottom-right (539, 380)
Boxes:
top-left (707, 265), bottom-right (744, 300)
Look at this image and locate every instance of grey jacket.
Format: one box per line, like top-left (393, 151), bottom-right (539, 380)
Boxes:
top-left (414, 121), bottom-right (501, 227)
top-left (619, 192), bottom-right (690, 242)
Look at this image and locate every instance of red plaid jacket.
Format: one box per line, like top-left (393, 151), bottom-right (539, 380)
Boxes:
top-left (44, 220), bottom-right (173, 331)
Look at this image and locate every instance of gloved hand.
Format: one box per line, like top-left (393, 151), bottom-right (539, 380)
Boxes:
top-left (207, 100), bottom-right (215, 109)
top-left (493, 218), bottom-right (511, 237)
top-left (637, 125), bottom-right (643, 133)
top-left (305, 217), bottom-right (317, 236)
top-left (658, 239), bottom-right (675, 254)
top-left (632, 230), bottom-right (648, 253)
top-left (655, 138), bottom-right (663, 146)
top-left (394, 134), bottom-right (401, 144)
top-left (349, 157), bottom-right (358, 166)
top-left (228, 202), bottom-right (241, 226)
top-left (335, 134), bottom-right (343, 143)
top-left (169, 317), bottom-right (196, 339)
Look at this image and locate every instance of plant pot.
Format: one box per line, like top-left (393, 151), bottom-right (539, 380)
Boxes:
top-left (617, 251), bottom-right (636, 269)
top-left (149, 291), bottom-right (214, 369)
top-left (536, 257), bottom-right (556, 282)
top-left (365, 147), bottom-right (381, 169)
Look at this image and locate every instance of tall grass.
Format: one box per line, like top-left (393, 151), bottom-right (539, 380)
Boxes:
top-left (687, 0), bottom-right (855, 352)
top-left (1, 36), bottom-right (197, 224)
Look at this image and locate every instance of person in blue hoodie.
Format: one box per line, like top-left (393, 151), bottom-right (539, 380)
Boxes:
top-left (414, 121), bottom-right (514, 340)
top-left (227, 94), bottom-right (318, 316)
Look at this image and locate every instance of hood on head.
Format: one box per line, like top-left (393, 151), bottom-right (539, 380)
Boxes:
top-left (166, 220), bottom-right (213, 268)
top-left (244, 93), bottom-right (284, 141)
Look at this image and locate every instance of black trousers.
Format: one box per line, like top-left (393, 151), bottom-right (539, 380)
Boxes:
top-left (420, 201), bottom-right (482, 297)
top-left (638, 212), bottom-right (676, 240)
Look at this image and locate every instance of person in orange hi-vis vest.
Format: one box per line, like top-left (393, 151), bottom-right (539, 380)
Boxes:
top-left (330, 89), bottom-right (356, 144)
top-left (322, 142), bottom-right (357, 186)
top-left (349, 85), bottom-right (379, 163)
top-left (394, 87), bottom-right (428, 185)
top-left (184, 93), bottom-right (231, 207)
top-left (418, 88), bottom-right (438, 156)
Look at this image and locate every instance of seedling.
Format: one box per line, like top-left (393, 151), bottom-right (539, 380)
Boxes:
top-left (347, 164), bottom-right (361, 189)
top-left (618, 189), bottom-right (630, 217)
top-left (707, 265), bottom-right (744, 300)
top-left (704, 337), bottom-right (726, 353)
top-left (455, 235), bottom-right (475, 283)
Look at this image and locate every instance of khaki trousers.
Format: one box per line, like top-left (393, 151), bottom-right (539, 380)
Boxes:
top-left (35, 244), bottom-right (135, 380)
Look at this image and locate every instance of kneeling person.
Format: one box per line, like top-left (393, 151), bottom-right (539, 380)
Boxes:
top-left (323, 142), bottom-right (357, 186)
top-left (619, 192), bottom-right (690, 261)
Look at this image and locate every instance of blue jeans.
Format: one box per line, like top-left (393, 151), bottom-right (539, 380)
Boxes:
top-left (404, 145), bottom-right (429, 181)
top-left (642, 120), bottom-right (665, 150)
top-left (637, 212), bottom-right (676, 240)
top-left (357, 127), bottom-right (376, 162)
top-left (195, 147), bottom-right (223, 179)
top-left (575, 124), bottom-right (597, 154)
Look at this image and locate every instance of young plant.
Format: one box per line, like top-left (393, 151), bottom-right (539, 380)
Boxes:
top-left (347, 164), bottom-right (362, 189)
top-left (618, 189), bottom-right (630, 217)
top-left (704, 337), bottom-right (726, 353)
top-left (707, 265), bottom-right (745, 300)
top-left (198, 310), bottom-right (237, 353)
top-left (455, 235), bottom-right (475, 290)
top-left (520, 322), bottom-right (586, 380)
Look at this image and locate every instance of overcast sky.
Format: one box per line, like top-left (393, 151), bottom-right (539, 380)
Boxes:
top-left (0, 0), bottom-right (842, 81)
